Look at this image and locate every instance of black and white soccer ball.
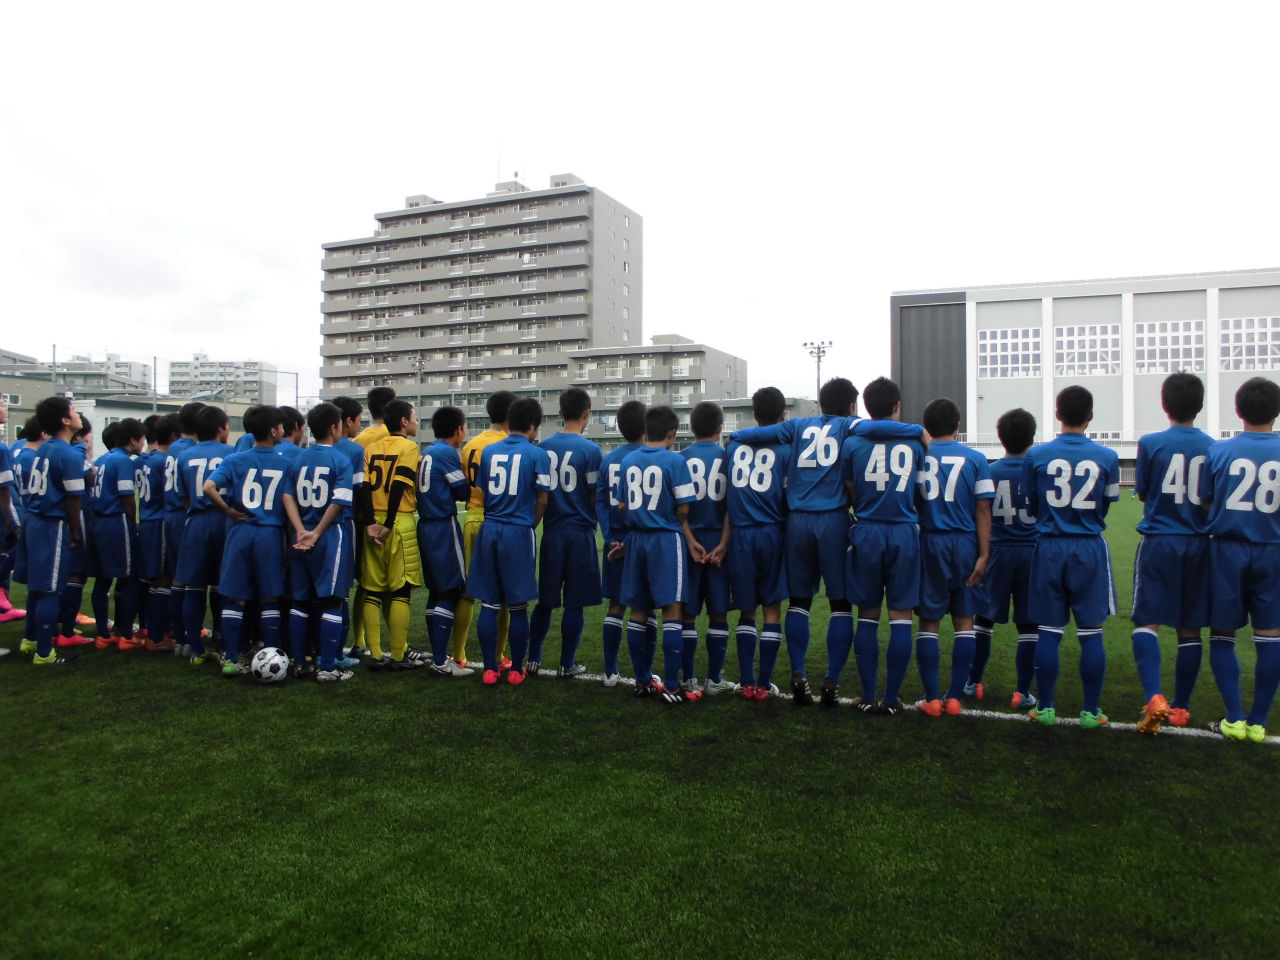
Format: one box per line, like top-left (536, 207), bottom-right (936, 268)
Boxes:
top-left (251, 647), bottom-right (290, 683)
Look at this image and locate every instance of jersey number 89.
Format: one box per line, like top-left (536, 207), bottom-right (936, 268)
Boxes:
top-left (625, 464), bottom-right (662, 510)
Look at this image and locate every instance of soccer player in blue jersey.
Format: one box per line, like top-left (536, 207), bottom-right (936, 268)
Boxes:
top-left (416, 405), bottom-right (474, 678)
top-left (913, 398), bottom-right (993, 717)
top-left (0, 397), bottom-right (23, 627)
top-left (11, 418), bottom-right (46, 651)
top-left (1130, 373), bottom-right (1213, 735)
top-left (528, 388), bottom-right (603, 679)
top-left (970, 408), bottom-right (1039, 710)
top-left (597, 400), bottom-right (648, 687)
top-left (731, 377), bottom-right (923, 705)
top-left (277, 407), bottom-right (306, 462)
top-left (331, 396), bottom-right (367, 667)
top-left (1200, 377), bottom-right (1280, 742)
top-left (1020, 386), bottom-right (1120, 728)
top-left (233, 408), bottom-right (257, 454)
top-left (204, 405), bottom-right (289, 677)
top-left (163, 401), bottom-right (204, 654)
top-left (726, 387), bottom-right (790, 701)
top-left (468, 397), bottom-right (552, 685)
top-left (24, 396), bottom-right (86, 665)
top-left (280, 402), bottom-right (357, 682)
top-left (174, 405), bottom-right (235, 665)
top-left (842, 378), bottom-right (928, 714)
top-left (57, 415), bottom-right (96, 644)
top-left (137, 414), bottom-right (179, 651)
top-left (85, 418), bottom-right (146, 651)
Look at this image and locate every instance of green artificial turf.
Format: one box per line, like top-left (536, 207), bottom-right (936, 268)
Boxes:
top-left (2, 494), bottom-right (1279, 959)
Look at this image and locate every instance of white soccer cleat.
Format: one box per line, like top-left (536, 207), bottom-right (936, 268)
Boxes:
top-left (602, 672), bottom-right (621, 687)
top-left (316, 668), bottom-right (354, 683)
top-left (429, 658), bottom-right (475, 678)
top-left (703, 677), bottom-right (739, 695)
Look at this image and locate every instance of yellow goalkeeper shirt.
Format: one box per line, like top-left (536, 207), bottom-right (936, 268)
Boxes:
top-left (364, 434), bottom-right (419, 516)
top-left (461, 427), bottom-right (509, 511)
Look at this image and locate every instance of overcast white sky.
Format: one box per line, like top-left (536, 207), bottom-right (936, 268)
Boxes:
top-left (3, 1), bottom-right (1278, 404)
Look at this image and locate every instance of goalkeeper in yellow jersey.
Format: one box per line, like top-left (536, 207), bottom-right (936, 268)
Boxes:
top-left (359, 399), bottom-right (426, 670)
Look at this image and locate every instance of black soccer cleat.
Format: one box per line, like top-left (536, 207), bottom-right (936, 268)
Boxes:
top-left (820, 676), bottom-right (839, 708)
top-left (877, 698), bottom-right (905, 716)
top-left (791, 671), bottom-right (814, 706)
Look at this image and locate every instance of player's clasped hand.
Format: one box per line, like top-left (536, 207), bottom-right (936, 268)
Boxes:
top-left (367, 522), bottom-right (389, 546)
top-left (293, 530), bottom-right (318, 552)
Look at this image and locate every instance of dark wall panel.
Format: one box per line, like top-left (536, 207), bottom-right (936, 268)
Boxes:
top-left (890, 296), bottom-right (967, 429)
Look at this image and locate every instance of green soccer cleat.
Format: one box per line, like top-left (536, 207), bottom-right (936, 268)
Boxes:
top-left (1029, 706), bottom-right (1056, 725)
top-left (190, 651), bottom-right (218, 666)
top-left (1246, 723), bottom-right (1267, 743)
top-left (1210, 719), bottom-right (1247, 741)
top-left (1080, 710), bottom-right (1110, 730)
top-left (20, 638), bottom-right (37, 655)
top-left (221, 658), bottom-right (242, 677)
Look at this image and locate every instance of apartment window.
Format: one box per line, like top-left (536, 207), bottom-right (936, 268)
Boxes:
top-left (623, 261), bottom-right (630, 273)
top-left (624, 216), bottom-right (630, 227)
top-left (1134, 319), bottom-right (1204, 374)
top-left (622, 307), bottom-right (630, 320)
top-left (1221, 316), bottom-right (1280, 372)
top-left (622, 330), bottom-right (630, 343)
top-left (622, 284), bottom-right (630, 297)
top-left (978, 327), bottom-right (1042, 379)
top-left (623, 238), bottom-right (630, 251)
top-left (1053, 324), bottom-right (1119, 377)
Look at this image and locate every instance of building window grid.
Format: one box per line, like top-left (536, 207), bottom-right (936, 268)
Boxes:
top-left (1053, 323), bottom-right (1121, 377)
top-left (1220, 316), bottom-right (1280, 372)
top-left (977, 327), bottom-right (1041, 379)
top-left (1134, 319), bottom-right (1204, 374)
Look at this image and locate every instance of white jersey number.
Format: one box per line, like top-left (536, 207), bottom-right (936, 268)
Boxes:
top-left (919, 455), bottom-right (966, 502)
top-left (487, 453), bottom-right (522, 497)
top-left (731, 445), bottom-right (777, 493)
top-left (296, 466), bottom-right (331, 508)
top-left (241, 468), bottom-right (283, 511)
top-left (797, 425), bottom-right (839, 468)
top-left (687, 457), bottom-right (726, 501)
top-left (1045, 458), bottom-right (1100, 509)
top-left (991, 479), bottom-right (1035, 525)
top-left (863, 443), bottom-right (913, 492)
top-left (546, 451), bottom-right (579, 493)
top-left (625, 464), bottom-right (663, 511)
top-left (1158, 453), bottom-right (1205, 506)
top-left (1225, 458), bottom-right (1280, 514)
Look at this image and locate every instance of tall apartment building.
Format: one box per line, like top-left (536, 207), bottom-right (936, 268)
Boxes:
top-left (319, 174), bottom-right (640, 428)
top-left (168, 353), bottom-right (278, 404)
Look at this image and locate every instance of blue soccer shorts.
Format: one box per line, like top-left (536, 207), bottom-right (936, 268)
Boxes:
top-left (785, 509), bottom-right (851, 601)
top-left (1027, 534), bottom-right (1117, 628)
top-left (466, 521), bottom-right (537, 606)
top-left (85, 513), bottom-right (136, 580)
top-left (848, 520), bottom-right (920, 611)
top-left (22, 514), bottom-right (71, 593)
top-left (175, 511), bottom-right (228, 587)
top-left (974, 541), bottom-right (1034, 624)
top-left (728, 523), bottom-right (787, 612)
top-left (538, 526), bottom-right (601, 609)
top-left (918, 531), bottom-right (979, 620)
top-left (220, 523), bottom-right (286, 600)
top-left (1131, 534), bottom-right (1210, 629)
top-left (1209, 538), bottom-right (1280, 631)
top-left (601, 538), bottom-right (626, 604)
top-left (163, 512), bottom-right (186, 579)
top-left (137, 518), bottom-right (167, 581)
top-left (684, 528), bottom-right (731, 615)
top-left (418, 516), bottom-right (467, 593)
top-left (290, 522), bottom-right (354, 601)
top-left (621, 529), bottom-right (688, 612)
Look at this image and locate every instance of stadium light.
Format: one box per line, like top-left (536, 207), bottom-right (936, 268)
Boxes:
top-left (803, 340), bottom-right (833, 399)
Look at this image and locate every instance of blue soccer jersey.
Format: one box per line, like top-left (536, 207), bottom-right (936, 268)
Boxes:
top-left (541, 432), bottom-right (602, 531)
top-left (177, 440), bottom-right (234, 514)
top-left (618, 446), bottom-right (696, 532)
top-left (208, 447), bottom-right (290, 526)
top-left (1135, 425), bottom-right (1213, 536)
top-left (476, 434), bottom-right (553, 526)
top-left (1020, 433), bottom-right (1121, 535)
top-left (916, 440), bottom-right (995, 532)
top-left (88, 449), bottom-right (137, 516)
top-left (0, 444), bottom-right (13, 492)
top-left (233, 433), bottom-right (254, 454)
top-left (680, 440), bottom-right (728, 533)
top-left (1201, 432), bottom-right (1280, 542)
top-left (335, 436), bottom-right (366, 519)
top-left (14, 445), bottom-right (39, 509)
top-left (842, 432), bottom-right (927, 523)
top-left (278, 439), bottom-right (303, 462)
top-left (284, 444), bottom-right (354, 526)
top-left (598, 441), bottom-right (642, 544)
top-left (725, 439), bottom-right (790, 527)
top-left (416, 440), bottom-right (470, 520)
top-left (25, 438), bottom-right (87, 518)
top-left (163, 437), bottom-right (195, 514)
top-left (988, 456), bottom-right (1038, 544)
top-left (138, 449), bottom-right (168, 522)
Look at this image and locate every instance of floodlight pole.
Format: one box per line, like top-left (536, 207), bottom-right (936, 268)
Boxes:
top-left (803, 340), bottom-right (832, 399)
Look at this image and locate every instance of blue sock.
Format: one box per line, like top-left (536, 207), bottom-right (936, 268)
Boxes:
top-left (33, 591), bottom-right (60, 657)
top-left (168, 586), bottom-right (186, 640)
top-left (60, 580), bottom-right (85, 637)
top-left (759, 625), bottom-right (782, 687)
top-left (528, 603), bottom-right (552, 665)
top-left (1035, 628), bottom-right (1064, 708)
top-left (560, 607), bottom-right (585, 669)
top-left (431, 600), bottom-right (456, 666)
top-left (341, 598), bottom-right (351, 648)
top-left (1078, 628), bottom-right (1106, 714)
top-left (854, 617), bottom-right (880, 701)
top-left (645, 617), bottom-right (659, 675)
top-left (884, 619), bottom-right (912, 702)
top-left (91, 579), bottom-right (111, 639)
top-left (825, 611), bottom-right (854, 683)
top-left (1247, 640), bottom-right (1280, 728)
top-left (147, 586), bottom-right (170, 645)
top-left (320, 606), bottom-right (345, 670)
top-left (260, 606), bottom-right (281, 651)
top-left (946, 630), bottom-right (975, 700)
top-left (915, 631), bottom-right (940, 701)
top-left (970, 621), bottom-right (993, 684)
top-left (222, 601), bottom-right (246, 662)
top-left (736, 623), bottom-right (758, 687)
top-left (785, 606), bottom-right (810, 676)
top-left (626, 619), bottom-right (648, 682)
top-left (508, 605), bottom-right (530, 671)
top-left (706, 620), bottom-right (729, 682)
top-left (681, 622), bottom-right (699, 682)
top-left (602, 615), bottom-right (624, 676)
top-left (287, 605), bottom-right (308, 664)
top-left (1172, 637), bottom-right (1202, 710)
top-left (183, 588), bottom-right (207, 655)
top-left (115, 579), bottom-right (139, 640)
top-left (1131, 627), bottom-right (1162, 700)
top-left (1015, 632), bottom-right (1037, 695)
top-left (478, 604), bottom-right (500, 671)
top-left (662, 620), bottom-right (683, 691)
top-left (1209, 634), bottom-right (1243, 722)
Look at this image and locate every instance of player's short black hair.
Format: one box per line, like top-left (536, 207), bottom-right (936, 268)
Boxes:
top-left (143, 414), bottom-right (161, 445)
top-left (487, 390), bottom-right (517, 425)
top-left (195, 405), bottom-right (229, 442)
top-left (366, 387), bottom-right (396, 420)
top-left (242, 405), bottom-right (282, 442)
top-left (279, 406), bottom-right (305, 435)
top-left (35, 397), bottom-right (71, 438)
top-left (996, 408), bottom-right (1037, 455)
top-left (155, 414), bottom-right (181, 446)
top-left (508, 398), bottom-right (543, 434)
top-left (332, 395), bottom-right (363, 423)
top-left (114, 418), bottom-right (145, 447)
top-left (178, 401), bottom-right (206, 435)
top-left (922, 398), bottom-right (961, 438)
top-left (102, 422), bottom-right (119, 451)
top-left (306, 402), bottom-right (342, 442)
top-left (240, 406), bottom-right (261, 431)
top-left (862, 377), bottom-right (901, 419)
top-left (1162, 372), bottom-right (1205, 423)
top-left (383, 399), bottom-right (414, 435)
top-left (690, 401), bottom-right (724, 440)
top-left (559, 387), bottom-right (591, 423)
top-left (19, 415), bottom-right (44, 442)
top-left (645, 405), bottom-right (679, 442)
top-left (1236, 377), bottom-right (1280, 427)
top-left (818, 377), bottom-right (858, 417)
top-left (616, 400), bottom-right (646, 443)
top-left (432, 405), bottom-right (466, 440)
top-left (1056, 385), bottom-right (1093, 428)
top-left (751, 387), bottom-right (786, 426)
top-left (73, 415), bottom-right (92, 443)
